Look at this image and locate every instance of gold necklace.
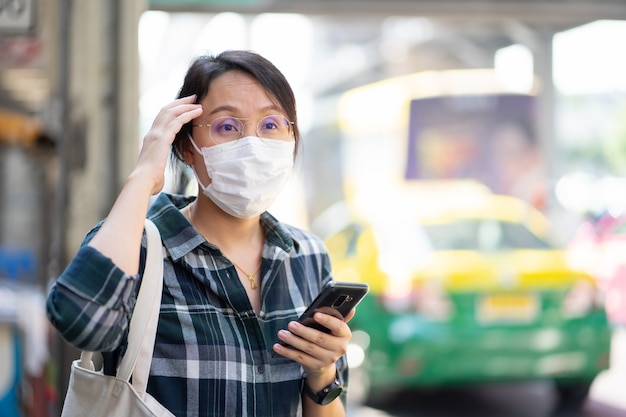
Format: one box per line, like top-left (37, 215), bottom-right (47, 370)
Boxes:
top-left (187, 204), bottom-right (261, 289)
top-left (231, 262), bottom-right (261, 289)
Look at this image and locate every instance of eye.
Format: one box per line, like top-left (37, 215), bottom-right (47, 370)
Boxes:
top-left (212, 117), bottom-right (242, 137)
top-left (259, 116), bottom-right (281, 131)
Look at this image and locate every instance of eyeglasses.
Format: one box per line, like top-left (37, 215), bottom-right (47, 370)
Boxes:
top-left (192, 115), bottom-right (294, 144)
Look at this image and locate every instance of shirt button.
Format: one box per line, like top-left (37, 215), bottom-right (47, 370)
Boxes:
top-left (257, 365), bottom-right (265, 374)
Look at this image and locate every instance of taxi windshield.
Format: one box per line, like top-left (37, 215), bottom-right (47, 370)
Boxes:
top-left (422, 219), bottom-right (551, 251)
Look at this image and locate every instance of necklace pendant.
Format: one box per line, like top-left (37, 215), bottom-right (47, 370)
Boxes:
top-left (248, 275), bottom-right (257, 289)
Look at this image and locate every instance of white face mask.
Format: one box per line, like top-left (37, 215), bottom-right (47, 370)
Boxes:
top-left (188, 134), bottom-right (295, 218)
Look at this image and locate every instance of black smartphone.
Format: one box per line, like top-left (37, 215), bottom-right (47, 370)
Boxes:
top-left (296, 281), bottom-right (369, 333)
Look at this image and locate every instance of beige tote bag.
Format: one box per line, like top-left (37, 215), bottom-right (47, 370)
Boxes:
top-left (60, 219), bottom-right (174, 417)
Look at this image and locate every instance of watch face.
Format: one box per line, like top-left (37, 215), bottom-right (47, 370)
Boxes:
top-left (321, 385), bottom-right (343, 405)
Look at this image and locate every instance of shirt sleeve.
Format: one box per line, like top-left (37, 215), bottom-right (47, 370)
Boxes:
top-left (46, 240), bottom-right (141, 352)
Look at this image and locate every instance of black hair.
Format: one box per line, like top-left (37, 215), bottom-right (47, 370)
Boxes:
top-left (171, 50), bottom-right (300, 163)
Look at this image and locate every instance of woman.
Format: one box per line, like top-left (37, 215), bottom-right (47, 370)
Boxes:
top-left (47, 50), bottom-right (353, 417)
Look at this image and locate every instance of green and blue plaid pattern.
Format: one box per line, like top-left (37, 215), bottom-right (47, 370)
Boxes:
top-left (47, 193), bottom-right (348, 417)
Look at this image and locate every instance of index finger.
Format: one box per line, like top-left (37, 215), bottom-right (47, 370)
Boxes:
top-left (313, 312), bottom-right (351, 338)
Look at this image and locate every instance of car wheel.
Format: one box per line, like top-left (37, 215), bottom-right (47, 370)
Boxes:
top-left (555, 380), bottom-right (592, 409)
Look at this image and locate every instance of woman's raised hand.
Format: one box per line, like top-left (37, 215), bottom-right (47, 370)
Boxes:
top-left (134, 95), bottom-right (202, 195)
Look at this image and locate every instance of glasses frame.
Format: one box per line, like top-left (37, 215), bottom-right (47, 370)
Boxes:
top-left (192, 115), bottom-right (295, 145)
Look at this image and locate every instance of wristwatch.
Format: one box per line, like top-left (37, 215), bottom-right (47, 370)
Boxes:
top-left (302, 373), bottom-right (344, 406)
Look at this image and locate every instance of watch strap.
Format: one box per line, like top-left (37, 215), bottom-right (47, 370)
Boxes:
top-left (302, 372), bottom-right (343, 405)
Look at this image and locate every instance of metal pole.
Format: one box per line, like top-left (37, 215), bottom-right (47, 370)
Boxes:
top-left (48, 0), bottom-right (74, 413)
top-left (534, 30), bottom-right (556, 181)
top-left (49, 0), bottom-right (70, 284)
top-left (101, 0), bottom-right (121, 215)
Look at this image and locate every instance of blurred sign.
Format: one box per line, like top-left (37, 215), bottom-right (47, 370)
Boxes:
top-left (0, 248), bottom-right (36, 281)
top-left (405, 94), bottom-right (547, 205)
top-left (0, 111), bottom-right (41, 146)
top-left (477, 293), bottom-right (540, 324)
top-left (0, 0), bottom-right (35, 34)
top-left (0, 36), bottom-right (43, 67)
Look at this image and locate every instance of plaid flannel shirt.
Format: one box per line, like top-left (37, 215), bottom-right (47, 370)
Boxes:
top-left (47, 193), bottom-right (348, 417)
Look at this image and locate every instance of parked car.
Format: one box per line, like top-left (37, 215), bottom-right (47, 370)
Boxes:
top-left (323, 185), bottom-right (611, 407)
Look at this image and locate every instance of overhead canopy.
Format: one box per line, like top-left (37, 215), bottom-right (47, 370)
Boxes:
top-left (147, 0), bottom-right (626, 24)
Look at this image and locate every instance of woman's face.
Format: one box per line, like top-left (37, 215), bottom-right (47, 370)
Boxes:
top-left (183, 70), bottom-right (288, 183)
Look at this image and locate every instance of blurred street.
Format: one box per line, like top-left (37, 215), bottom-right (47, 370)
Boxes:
top-left (348, 329), bottom-right (626, 417)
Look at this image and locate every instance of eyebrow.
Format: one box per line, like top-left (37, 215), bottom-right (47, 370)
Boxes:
top-left (207, 104), bottom-right (282, 117)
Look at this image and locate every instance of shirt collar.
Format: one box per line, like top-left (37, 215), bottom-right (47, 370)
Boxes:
top-left (147, 193), bottom-right (296, 262)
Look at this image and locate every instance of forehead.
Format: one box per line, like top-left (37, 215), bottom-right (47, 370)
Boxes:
top-left (201, 70), bottom-right (277, 111)
top-left (212, 70), bottom-right (260, 90)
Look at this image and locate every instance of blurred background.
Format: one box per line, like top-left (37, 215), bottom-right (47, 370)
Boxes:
top-left (1, 0), bottom-right (626, 416)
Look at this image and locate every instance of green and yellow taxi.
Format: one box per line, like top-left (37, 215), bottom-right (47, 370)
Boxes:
top-left (324, 183), bottom-right (611, 407)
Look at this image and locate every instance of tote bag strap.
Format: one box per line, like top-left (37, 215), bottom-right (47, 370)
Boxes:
top-left (116, 218), bottom-right (164, 395)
